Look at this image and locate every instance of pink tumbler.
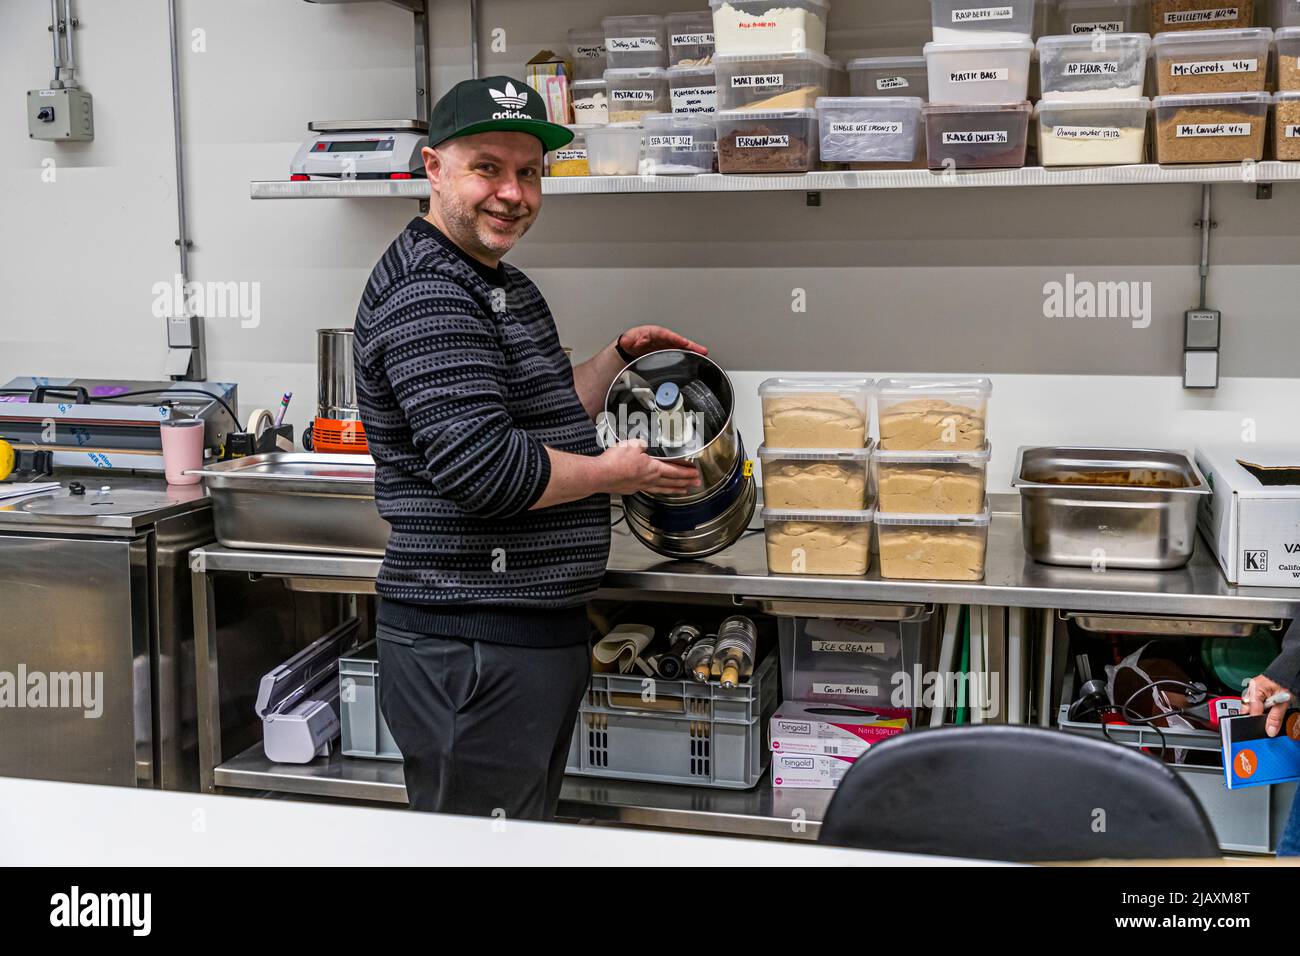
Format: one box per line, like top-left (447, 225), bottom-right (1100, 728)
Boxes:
top-left (160, 418), bottom-right (205, 485)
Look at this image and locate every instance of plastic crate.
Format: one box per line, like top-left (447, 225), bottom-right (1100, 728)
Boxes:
top-left (339, 641), bottom-right (402, 761)
top-left (777, 612), bottom-right (927, 713)
top-left (565, 650), bottom-right (778, 789)
top-left (1057, 705), bottom-right (1295, 854)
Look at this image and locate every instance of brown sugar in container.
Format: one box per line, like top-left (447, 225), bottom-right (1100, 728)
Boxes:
top-left (1153, 91), bottom-right (1271, 162)
top-left (1151, 27), bottom-right (1272, 95)
top-left (1275, 92), bottom-right (1300, 158)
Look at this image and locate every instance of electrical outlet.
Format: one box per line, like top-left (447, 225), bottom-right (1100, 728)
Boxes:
top-left (27, 88), bottom-right (94, 141)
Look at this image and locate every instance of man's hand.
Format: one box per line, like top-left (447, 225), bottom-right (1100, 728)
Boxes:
top-left (617, 326), bottom-right (708, 360)
top-left (600, 440), bottom-right (701, 496)
top-left (1243, 675), bottom-right (1292, 737)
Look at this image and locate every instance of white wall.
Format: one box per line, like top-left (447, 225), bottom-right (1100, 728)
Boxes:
top-left (2, 0), bottom-right (1298, 489)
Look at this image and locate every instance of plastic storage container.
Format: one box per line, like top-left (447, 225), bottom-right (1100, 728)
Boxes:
top-left (758, 377), bottom-right (873, 448)
top-left (778, 616), bottom-right (918, 709)
top-left (1276, 90), bottom-right (1300, 157)
top-left (931, 0), bottom-right (1039, 41)
top-left (339, 641), bottom-right (402, 761)
top-left (548, 125), bottom-right (594, 176)
top-left (586, 122), bottom-right (644, 174)
top-left (816, 96), bottom-right (925, 162)
top-left (1279, 27), bottom-right (1300, 90)
top-left (1277, 0), bottom-right (1300, 25)
top-left (1150, 0), bottom-right (1255, 31)
top-left (643, 112), bottom-right (717, 173)
top-left (848, 56), bottom-right (930, 99)
top-left (568, 27), bottom-right (608, 81)
top-left (1053, 0), bottom-right (1145, 33)
top-left (1035, 97), bottom-right (1151, 164)
top-left (602, 15), bottom-right (667, 69)
top-left (923, 101), bottom-right (1033, 168)
top-left (715, 107), bottom-right (819, 172)
top-left (1152, 27), bottom-right (1272, 94)
top-left (713, 50), bottom-right (833, 111)
top-left (757, 444), bottom-right (873, 510)
top-left (1037, 32), bottom-right (1151, 100)
top-left (710, 0), bottom-right (830, 55)
top-left (875, 503), bottom-right (992, 581)
top-left (924, 38), bottom-right (1034, 104)
top-left (604, 67), bottom-right (669, 122)
top-left (668, 64), bottom-right (719, 114)
top-left (874, 443), bottom-right (992, 514)
top-left (876, 376), bottom-right (993, 451)
top-left (571, 78), bottom-right (609, 125)
top-left (1153, 91), bottom-right (1270, 162)
top-left (565, 648), bottom-right (779, 789)
top-left (762, 506), bottom-right (875, 575)
top-left (667, 10), bottom-right (716, 65)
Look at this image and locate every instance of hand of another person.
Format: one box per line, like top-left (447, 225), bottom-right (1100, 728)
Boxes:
top-left (1243, 675), bottom-right (1292, 737)
top-left (599, 439), bottom-right (701, 496)
top-left (617, 326), bottom-right (708, 359)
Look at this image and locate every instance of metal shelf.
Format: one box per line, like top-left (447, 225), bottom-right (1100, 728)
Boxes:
top-left (251, 162), bottom-right (1300, 200)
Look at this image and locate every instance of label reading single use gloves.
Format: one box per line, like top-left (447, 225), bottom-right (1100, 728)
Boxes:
top-left (830, 121), bottom-right (903, 135)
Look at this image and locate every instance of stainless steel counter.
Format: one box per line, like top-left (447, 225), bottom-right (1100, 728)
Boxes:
top-left (0, 473), bottom-right (208, 535)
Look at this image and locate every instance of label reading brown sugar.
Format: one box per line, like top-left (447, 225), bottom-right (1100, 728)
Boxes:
top-left (737, 134), bottom-right (789, 147)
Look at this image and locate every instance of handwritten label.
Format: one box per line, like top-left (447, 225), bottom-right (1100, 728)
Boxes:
top-left (949, 68), bottom-right (1009, 83)
top-left (607, 35), bottom-right (661, 52)
top-left (830, 121), bottom-right (903, 135)
top-left (810, 640), bottom-right (887, 655)
top-left (736, 134), bottom-right (789, 147)
top-left (1170, 58), bottom-right (1258, 76)
top-left (942, 129), bottom-right (1009, 144)
top-left (1176, 123), bottom-right (1251, 137)
top-left (876, 75), bottom-right (909, 90)
top-left (647, 134), bottom-right (695, 149)
top-left (1070, 20), bottom-right (1124, 33)
top-left (611, 88), bottom-right (657, 102)
top-left (573, 44), bottom-right (605, 58)
top-left (1053, 125), bottom-right (1122, 140)
top-left (671, 85), bottom-right (717, 113)
top-left (1286, 125), bottom-right (1300, 138)
top-left (1065, 61), bottom-right (1120, 76)
top-left (952, 5), bottom-right (1015, 22)
top-left (1164, 6), bottom-right (1239, 24)
top-left (731, 72), bottom-right (784, 88)
top-left (554, 149), bottom-right (586, 161)
top-left (814, 682), bottom-right (880, 698)
top-left (671, 32), bottom-right (714, 46)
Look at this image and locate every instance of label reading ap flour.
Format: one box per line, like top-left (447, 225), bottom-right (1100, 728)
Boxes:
top-left (1065, 61), bottom-right (1119, 76)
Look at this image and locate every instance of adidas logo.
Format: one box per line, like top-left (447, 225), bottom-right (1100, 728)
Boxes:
top-left (489, 81), bottom-right (528, 110)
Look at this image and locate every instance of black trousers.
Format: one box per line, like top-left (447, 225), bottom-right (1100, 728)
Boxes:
top-left (376, 622), bottom-right (590, 821)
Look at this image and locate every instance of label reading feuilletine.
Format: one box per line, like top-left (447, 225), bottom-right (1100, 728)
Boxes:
top-left (942, 129), bottom-right (1009, 144)
top-left (830, 121), bottom-right (903, 135)
top-left (1177, 123), bottom-right (1250, 137)
top-left (737, 134), bottom-right (789, 148)
top-left (1165, 7), bottom-right (1238, 24)
top-left (949, 68), bottom-right (1008, 83)
top-left (877, 76), bottom-right (909, 90)
top-left (1065, 61), bottom-right (1120, 76)
top-left (952, 5), bottom-right (1014, 23)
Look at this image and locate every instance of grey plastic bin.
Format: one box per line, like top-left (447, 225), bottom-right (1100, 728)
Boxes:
top-left (565, 650), bottom-right (778, 789)
top-left (339, 640), bottom-right (402, 761)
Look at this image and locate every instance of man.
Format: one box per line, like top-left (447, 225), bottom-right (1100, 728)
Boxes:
top-left (353, 76), bottom-right (704, 821)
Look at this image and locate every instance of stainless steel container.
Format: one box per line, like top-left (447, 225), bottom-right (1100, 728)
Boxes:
top-left (193, 453), bottom-right (389, 556)
top-left (601, 349), bottom-right (755, 559)
top-left (317, 328), bottom-right (360, 421)
top-left (1012, 446), bottom-right (1211, 570)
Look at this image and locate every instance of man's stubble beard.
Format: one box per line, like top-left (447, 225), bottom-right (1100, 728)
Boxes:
top-left (440, 189), bottom-right (536, 260)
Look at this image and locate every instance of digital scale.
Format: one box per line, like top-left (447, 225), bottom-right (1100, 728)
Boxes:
top-left (289, 119), bottom-right (428, 181)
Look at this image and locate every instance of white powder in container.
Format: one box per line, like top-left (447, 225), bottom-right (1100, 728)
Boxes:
top-left (712, 3), bottom-right (828, 56)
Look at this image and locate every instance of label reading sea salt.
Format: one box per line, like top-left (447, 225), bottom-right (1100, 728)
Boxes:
top-left (1165, 7), bottom-right (1239, 24)
top-left (671, 32), bottom-right (714, 46)
top-left (942, 129), bottom-right (1009, 144)
top-left (810, 640), bottom-right (888, 655)
top-left (952, 5), bottom-right (1014, 23)
top-left (647, 134), bottom-right (695, 149)
top-left (877, 75), bottom-right (909, 90)
top-left (1065, 61), bottom-right (1120, 76)
top-left (1053, 125), bottom-right (1122, 140)
top-left (814, 682), bottom-right (880, 698)
top-left (949, 68), bottom-right (1009, 83)
top-left (608, 35), bottom-right (661, 52)
top-left (611, 88), bottom-right (657, 102)
top-left (830, 121), bottom-right (903, 135)
top-left (736, 134), bottom-right (789, 147)
top-left (553, 149), bottom-right (587, 161)
top-left (1170, 58), bottom-right (1258, 76)
top-left (732, 72), bottom-right (784, 88)
top-left (671, 85), bottom-right (717, 113)
top-left (1070, 20), bottom-right (1124, 33)
top-left (1176, 123), bottom-right (1250, 137)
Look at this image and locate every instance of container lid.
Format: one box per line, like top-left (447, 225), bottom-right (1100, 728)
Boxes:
top-left (762, 506), bottom-right (875, 523)
top-left (921, 101), bottom-right (1033, 115)
top-left (1278, 26), bottom-right (1300, 41)
top-left (873, 442), bottom-right (992, 464)
top-left (1153, 92), bottom-right (1273, 107)
top-left (667, 63), bottom-right (717, 78)
top-left (572, 78), bottom-right (608, 90)
top-left (816, 95), bottom-right (924, 112)
top-left (667, 9), bottom-right (714, 23)
top-left (758, 376), bottom-right (874, 398)
top-left (923, 37), bottom-right (1035, 55)
top-left (873, 501), bottom-right (992, 527)
top-left (1276, 90), bottom-right (1300, 101)
top-left (604, 67), bottom-right (669, 79)
top-left (876, 375), bottom-right (994, 396)
top-left (644, 112), bottom-right (716, 131)
top-left (564, 123), bottom-right (601, 132)
top-left (758, 443), bottom-right (874, 462)
top-left (1057, 0), bottom-right (1140, 7)
top-left (710, 0), bottom-right (829, 10)
top-left (1152, 26), bottom-right (1273, 50)
top-left (602, 14), bottom-right (665, 26)
top-left (568, 27), bottom-right (606, 42)
top-left (714, 107), bottom-right (819, 121)
top-left (713, 50), bottom-right (835, 68)
top-left (589, 121), bottom-right (645, 132)
top-left (1037, 32), bottom-right (1151, 54)
top-left (847, 55), bottom-right (926, 69)
top-left (1034, 96), bottom-right (1151, 115)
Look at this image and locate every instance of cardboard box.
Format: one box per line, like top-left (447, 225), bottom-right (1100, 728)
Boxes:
top-left (770, 751), bottom-right (856, 790)
top-left (525, 51), bottom-right (573, 125)
top-left (1195, 445), bottom-right (1300, 587)
top-left (769, 700), bottom-right (907, 757)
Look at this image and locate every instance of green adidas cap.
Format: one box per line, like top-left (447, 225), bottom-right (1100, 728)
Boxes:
top-left (428, 75), bottom-right (574, 152)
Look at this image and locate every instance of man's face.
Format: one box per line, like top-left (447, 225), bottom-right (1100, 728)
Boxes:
top-left (424, 131), bottom-right (544, 264)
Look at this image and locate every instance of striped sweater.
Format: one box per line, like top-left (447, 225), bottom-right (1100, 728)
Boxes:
top-left (354, 218), bottom-right (610, 646)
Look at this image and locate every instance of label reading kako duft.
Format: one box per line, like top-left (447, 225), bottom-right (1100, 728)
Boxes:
top-left (810, 639), bottom-right (888, 654)
top-left (1065, 61), bottom-right (1120, 76)
top-left (942, 129), bottom-right (1009, 144)
top-left (1176, 122), bottom-right (1251, 136)
top-left (736, 134), bottom-right (789, 147)
top-left (671, 32), bottom-right (715, 46)
top-left (647, 134), bottom-right (695, 149)
top-left (732, 72), bottom-right (784, 88)
top-left (1170, 58), bottom-right (1258, 76)
top-left (608, 35), bottom-right (661, 52)
top-left (1053, 125), bottom-right (1122, 140)
top-left (1164, 7), bottom-right (1238, 24)
top-left (949, 68), bottom-right (1009, 83)
top-left (952, 5), bottom-right (1014, 22)
top-left (877, 75), bottom-right (909, 90)
top-left (671, 85), bottom-right (717, 113)
top-left (1070, 20), bottom-right (1124, 33)
top-left (830, 120), bottom-right (903, 135)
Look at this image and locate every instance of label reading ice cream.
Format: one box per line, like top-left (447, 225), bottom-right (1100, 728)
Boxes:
top-left (949, 68), bottom-right (1009, 82)
top-left (672, 85), bottom-right (718, 113)
top-left (1065, 61), bottom-right (1120, 76)
top-left (1170, 58), bottom-right (1258, 76)
top-left (942, 129), bottom-right (1009, 144)
top-left (1070, 20), bottom-right (1124, 32)
top-left (830, 121), bottom-right (903, 135)
top-left (1053, 125), bottom-right (1122, 140)
top-left (553, 148), bottom-right (587, 161)
top-left (952, 5), bottom-right (1015, 22)
top-left (647, 134), bottom-right (695, 149)
top-left (732, 72), bottom-right (784, 88)
top-left (608, 35), bottom-right (661, 52)
top-left (810, 639), bottom-right (888, 654)
top-left (1177, 123), bottom-right (1250, 136)
top-left (611, 88), bottom-right (657, 102)
top-left (1165, 7), bottom-right (1238, 24)
top-left (736, 134), bottom-right (789, 147)
top-left (671, 32), bottom-right (715, 45)
top-left (814, 682), bottom-right (880, 698)
top-left (877, 75), bottom-right (909, 90)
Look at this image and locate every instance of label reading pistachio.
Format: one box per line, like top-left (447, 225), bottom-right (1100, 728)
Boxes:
top-left (611, 88), bottom-right (657, 102)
